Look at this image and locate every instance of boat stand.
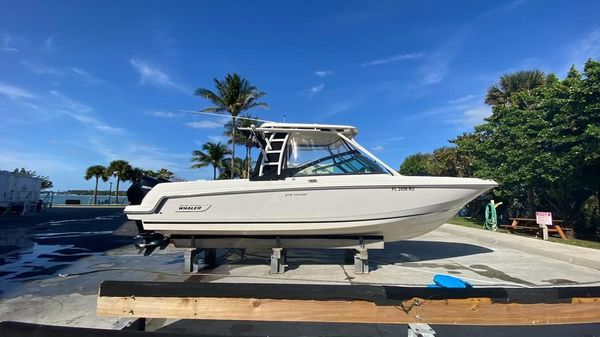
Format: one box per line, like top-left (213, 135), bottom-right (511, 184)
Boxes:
top-left (270, 247), bottom-right (287, 274)
top-left (174, 235), bottom-right (384, 274)
top-left (183, 248), bottom-right (217, 273)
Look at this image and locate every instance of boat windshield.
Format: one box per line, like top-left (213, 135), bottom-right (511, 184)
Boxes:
top-left (285, 132), bottom-right (389, 176)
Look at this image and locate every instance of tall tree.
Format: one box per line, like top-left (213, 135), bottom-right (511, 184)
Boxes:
top-left (13, 168), bottom-right (53, 189)
top-left (194, 74), bottom-right (268, 178)
top-left (145, 168), bottom-right (175, 180)
top-left (482, 69), bottom-right (547, 214)
top-left (223, 114), bottom-right (262, 178)
top-left (127, 167), bottom-right (145, 182)
top-left (429, 147), bottom-right (474, 177)
top-left (456, 60), bottom-right (600, 233)
top-left (107, 160), bottom-right (132, 204)
top-left (398, 153), bottom-right (432, 176)
top-left (84, 165), bottom-right (108, 205)
top-left (191, 142), bottom-right (231, 180)
top-left (484, 70), bottom-right (546, 106)
top-left (218, 157), bottom-right (244, 180)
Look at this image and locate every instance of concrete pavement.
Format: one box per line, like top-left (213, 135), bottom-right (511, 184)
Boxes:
top-left (1, 209), bottom-right (599, 331)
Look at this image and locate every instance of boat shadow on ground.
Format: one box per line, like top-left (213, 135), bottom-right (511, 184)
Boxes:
top-left (222, 240), bottom-right (493, 272)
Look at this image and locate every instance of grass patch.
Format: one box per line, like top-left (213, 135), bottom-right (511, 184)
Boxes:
top-left (447, 217), bottom-right (508, 233)
top-left (547, 237), bottom-right (600, 249)
top-left (447, 217), bottom-right (600, 249)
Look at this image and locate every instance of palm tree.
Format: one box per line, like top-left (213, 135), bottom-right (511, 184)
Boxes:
top-left (191, 142), bottom-right (231, 180)
top-left (218, 157), bottom-right (245, 179)
top-left (107, 160), bottom-right (132, 204)
top-left (194, 74), bottom-right (268, 178)
top-left (224, 114), bottom-right (262, 178)
top-left (485, 70), bottom-right (546, 106)
top-left (145, 168), bottom-right (175, 180)
top-left (84, 165), bottom-right (108, 205)
top-left (127, 167), bottom-right (145, 182)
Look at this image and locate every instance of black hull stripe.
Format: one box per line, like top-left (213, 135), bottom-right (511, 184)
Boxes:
top-left (142, 209), bottom-right (450, 225)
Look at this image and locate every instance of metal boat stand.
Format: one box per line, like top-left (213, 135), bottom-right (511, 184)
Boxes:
top-left (173, 235), bottom-right (384, 274)
top-left (183, 248), bottom-right (217, 273)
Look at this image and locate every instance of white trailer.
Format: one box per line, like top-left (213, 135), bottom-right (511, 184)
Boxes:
top-left (0, 170), bottom-right (42, 214)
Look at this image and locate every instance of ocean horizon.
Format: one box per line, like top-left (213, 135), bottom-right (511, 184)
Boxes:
top-left (50, 194), bottom-right (129, 205)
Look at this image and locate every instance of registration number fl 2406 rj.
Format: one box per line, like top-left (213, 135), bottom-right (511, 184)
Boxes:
top-left (391, 187), bottom-right (415, 192)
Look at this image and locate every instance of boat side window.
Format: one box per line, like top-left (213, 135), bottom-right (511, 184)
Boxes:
top-left (285, 133), bottom-right (388, 177)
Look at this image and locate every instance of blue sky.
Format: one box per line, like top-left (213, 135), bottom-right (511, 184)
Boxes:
top-left (1, 0), bottom-right (599, 190)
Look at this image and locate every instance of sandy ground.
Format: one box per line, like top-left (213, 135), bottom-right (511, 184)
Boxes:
top-left (0, 207), bottom-right (599, 333)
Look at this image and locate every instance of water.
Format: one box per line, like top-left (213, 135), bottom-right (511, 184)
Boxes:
top-left (51, 194), bottom-right (129, 205)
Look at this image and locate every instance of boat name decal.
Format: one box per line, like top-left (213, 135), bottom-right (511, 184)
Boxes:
top-left (176, 204), bottom-right (212, 212)
top-left (284, 192), bottom-right (308, 197)
top-left (392, 186), bottom-right (415, 192)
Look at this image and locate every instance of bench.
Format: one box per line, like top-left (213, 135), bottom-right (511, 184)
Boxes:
top-left (501, 218), bottom-right (574, 239)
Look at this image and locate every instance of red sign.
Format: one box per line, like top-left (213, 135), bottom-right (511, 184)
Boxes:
top-left (536, 212), bottom-right (553, 226)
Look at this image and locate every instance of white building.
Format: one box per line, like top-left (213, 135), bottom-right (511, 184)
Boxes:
top-left (0, 170), bottom-right (42, 208)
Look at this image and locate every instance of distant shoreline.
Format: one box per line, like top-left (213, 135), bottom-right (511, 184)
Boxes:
top-left (54, 190), bottom-right (127, 196)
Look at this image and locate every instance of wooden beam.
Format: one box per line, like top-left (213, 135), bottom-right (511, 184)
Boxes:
top-left (96, 282), bottom-right (600, 326)
top-left (97, 295), bottom-right (600, 325)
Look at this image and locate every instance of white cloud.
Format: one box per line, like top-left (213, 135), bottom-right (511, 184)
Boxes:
top-left (371, 145), bottom-right (385, 151)
top-left (448, 94), bottom-right (475, 104)
top-left (21, 61), bottom-right (103, 84)
top-left (68, 67), bottom-right (103, 84)
top-left (186, 120), bottom-right (224, 129)
top-left (21, 60), bottom-right (64, 75)
top-left (1, 32), bottom-right (19, 53)
top-left (87, 137), bottom-right (189, 173)
top-left (314, 70), bottom-right (333, 77)
top-left (207, 135), bottom-right (227, 143)
top-left (298, 83), bottom-right (326, 98)
top-left (43, 36), bottom-right (55, 52)
top-left (361, 53), bottom-right (424, 67)
top-left (0, 149), bottom-right (78, 174)
top-left (130, 58), bottom-right (184, 92)
top-left (60, 110), bottom-right (124, 134)
top-left (0, 82), bottom-right (37, 100)
top-left (50, 91), bottom-right (124, 134)
top-left (319, 100), bottom-right (356, 119)
top-left (309, 83), bottom-right (325, 97)
top-left (50, 90), bottom-right (92, 113)
top-left (146, 110), bottom-right (183, 118)
top-left (448, 105), bottom-right (492, 128)
top-left (566, 27), bottom-right (600, 72)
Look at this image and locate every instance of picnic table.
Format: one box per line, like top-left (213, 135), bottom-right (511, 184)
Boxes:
top-left (501, 218), bottom-right (574, 239)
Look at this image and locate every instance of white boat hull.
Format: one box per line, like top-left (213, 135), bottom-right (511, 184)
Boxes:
top-left (125, 175), bottom-right (495, 242)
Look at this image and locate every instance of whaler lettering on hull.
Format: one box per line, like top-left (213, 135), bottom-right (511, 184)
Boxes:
top-left (176, 205), bottom-right (212, 212)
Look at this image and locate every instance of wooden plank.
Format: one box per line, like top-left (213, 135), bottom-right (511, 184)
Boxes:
top-left (97, 295), bottom-right (600, 325)
top-left (96, 282), bottom-right (600, 326)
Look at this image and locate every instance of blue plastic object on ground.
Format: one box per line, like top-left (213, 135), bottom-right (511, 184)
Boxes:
top-left (428, 274), bottom-right (472, 288)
